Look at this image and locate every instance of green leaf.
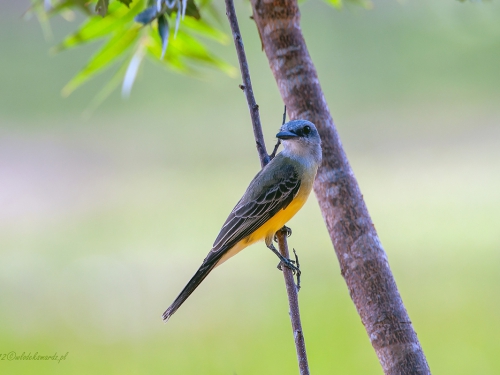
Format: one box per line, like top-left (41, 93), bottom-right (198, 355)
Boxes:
top-left (146, 27), bottom-right (197, 75)
top-left (95, 0), bottom-right (109, 16)
top-left (146, 45), bottom-right (197, 75)
top-left (148, 27), bottom-right (235, 76)
top-left (49, 0), bottom-right (93, 16)
top-left (122, 46), bottom-right (146, 97)
top-left (135, 5), bottom-right (158, 24)
top-left (118, 0), bottom-right (133, 6)
top-left (62, 25), bottom-right (141, 96)
top-left (181, 16), bottom-right (227, 44)
top-left (158, 15), bottom-right (170, 59)
top-left (185, 0), bottom-right (201, 20)
top-left (164, 0), bottom-right (200, 20)
top-left (53, 0), bottom-right (144, 52)
top-left (174, 31), bottom-right (224, 65)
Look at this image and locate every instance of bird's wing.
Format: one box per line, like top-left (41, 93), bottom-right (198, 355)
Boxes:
top-left (162, 162), bottom-right (301, 322)
top-left (210, 163), bottom-right (301, 254)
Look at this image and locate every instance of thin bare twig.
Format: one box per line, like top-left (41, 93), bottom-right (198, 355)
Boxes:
top-left (269, 106), bottom-right (286, 160)
top-left (269, 139), bottom-right (281, 160)
top-left (224, 1), bottom-right (310, 374)
top-left (227, 3), bottom-right (268, 168)
top-left (277, 229), bottom-right (308, 374)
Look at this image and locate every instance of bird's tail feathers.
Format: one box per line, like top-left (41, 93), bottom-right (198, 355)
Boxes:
top-left (162, 250), bottom-right (224, 322)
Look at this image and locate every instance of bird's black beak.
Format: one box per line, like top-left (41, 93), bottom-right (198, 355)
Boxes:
top-left (276, 130), bottom-right (298, 140)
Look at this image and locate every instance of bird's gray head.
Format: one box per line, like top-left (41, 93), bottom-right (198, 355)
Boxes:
top-left (276, 120), bottom-right (322, 163)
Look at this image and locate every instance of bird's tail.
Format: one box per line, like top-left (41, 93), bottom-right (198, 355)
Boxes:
top-left (162, 251), bottom-right (223, 322)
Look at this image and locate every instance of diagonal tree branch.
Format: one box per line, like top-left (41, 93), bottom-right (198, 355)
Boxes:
top-left (224, 0), bottom-right (310, 373)
top-left (249, 0), bottom-right (431, 374)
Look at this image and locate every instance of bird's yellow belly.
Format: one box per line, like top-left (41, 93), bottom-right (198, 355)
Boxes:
top-left (246, 195), bottom-right (307, 245)
top-left (216, 191), bottom-right (309, 266)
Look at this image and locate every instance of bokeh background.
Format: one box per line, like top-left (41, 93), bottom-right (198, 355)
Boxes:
top-left (1, 0), bottom-right (499, 374)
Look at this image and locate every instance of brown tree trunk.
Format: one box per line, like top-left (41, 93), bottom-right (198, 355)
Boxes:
top-left (249, 0), bottom-right (431, 373)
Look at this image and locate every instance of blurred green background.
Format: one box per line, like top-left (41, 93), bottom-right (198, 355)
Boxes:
top-left (1, 0), bottom-right (499, 374)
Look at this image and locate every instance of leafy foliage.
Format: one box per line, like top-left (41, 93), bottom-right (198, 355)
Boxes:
top-left (31, 0), bottom-right (232, 108)
top-left (95, 0), bottom-right (109, 16)
top-left (32, 0), bottom-right (368, 109)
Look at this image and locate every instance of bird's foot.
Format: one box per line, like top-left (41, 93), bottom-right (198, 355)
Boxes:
top-left (277, 250), bottom-right (301, 290)
top-left (267, 240), bottom-right (301, 290)
top-left (274, 226), bottom-right (292, 243)
top-left (276, 257), bottom-right (297, 272)
top-left (293, 248), bottom-right (301, 290)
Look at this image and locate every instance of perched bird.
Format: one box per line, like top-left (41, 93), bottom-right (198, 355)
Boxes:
top-left (162, 119), bottom-right (322, 322)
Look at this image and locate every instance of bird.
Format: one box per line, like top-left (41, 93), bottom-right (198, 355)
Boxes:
top-left (162, 119), bottom-right (322, 322)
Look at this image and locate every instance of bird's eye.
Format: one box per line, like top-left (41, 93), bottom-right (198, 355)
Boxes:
top-left (303, 125), bottom-right (311, 135)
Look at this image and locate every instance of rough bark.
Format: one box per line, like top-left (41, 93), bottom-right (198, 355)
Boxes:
top-left (249, 0), bottom-right (431, 373)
